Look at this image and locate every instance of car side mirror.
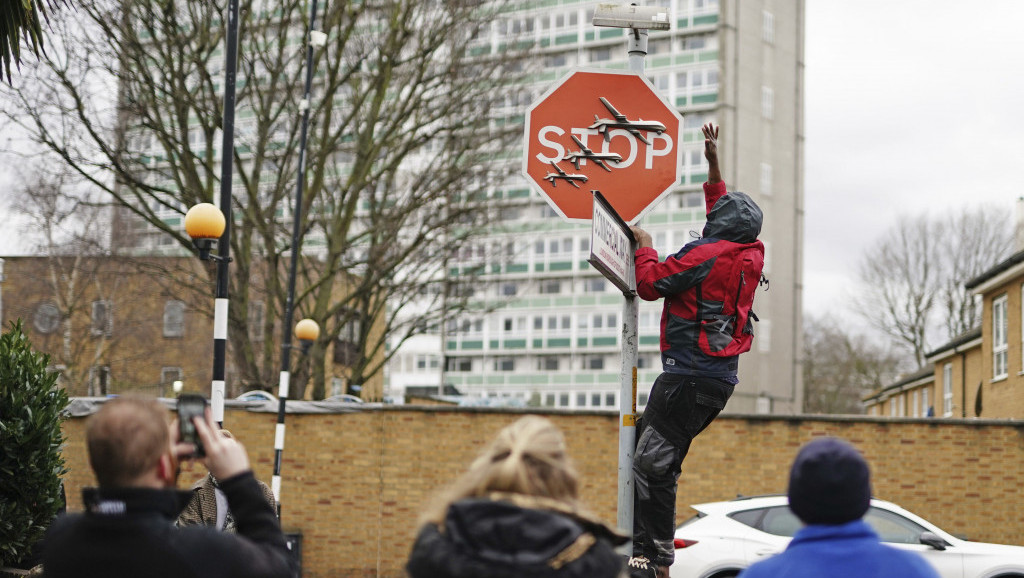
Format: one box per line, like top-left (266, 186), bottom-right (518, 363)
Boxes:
top-left (920, 532), bottom-right (947, 551)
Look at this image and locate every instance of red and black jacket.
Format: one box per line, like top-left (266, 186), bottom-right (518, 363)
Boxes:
top-left (635, 181), bottom-right (764, 382)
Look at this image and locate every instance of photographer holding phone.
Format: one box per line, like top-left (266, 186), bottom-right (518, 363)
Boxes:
top-left (41, 395), bottom-right (296, 578)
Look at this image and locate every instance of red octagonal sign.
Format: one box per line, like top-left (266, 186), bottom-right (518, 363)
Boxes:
top-left (523, 69), bottom-right (683, 224)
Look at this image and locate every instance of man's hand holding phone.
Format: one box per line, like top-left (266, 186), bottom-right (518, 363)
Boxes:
top-left (191, 408), bottom-right (251, 480)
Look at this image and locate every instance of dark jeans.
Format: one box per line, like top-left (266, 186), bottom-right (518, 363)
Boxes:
top-left (632, 373), bottom-right (733, 567)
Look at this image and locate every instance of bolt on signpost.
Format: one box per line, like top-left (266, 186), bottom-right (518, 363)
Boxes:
top-left (522, 3), bottom-right (674, 550)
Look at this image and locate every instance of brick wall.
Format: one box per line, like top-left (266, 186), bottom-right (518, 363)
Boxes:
top-left (59, 407), bottom-right (1024, 577)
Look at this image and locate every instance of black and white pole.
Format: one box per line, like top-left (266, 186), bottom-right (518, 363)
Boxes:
top-left (211, 0), bottom-right (242, 426)
top-left (271, 0), bottom-right (324, 514)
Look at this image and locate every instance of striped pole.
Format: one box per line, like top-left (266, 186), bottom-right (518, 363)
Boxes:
top-left (210, 0), bottom-right (241, 427)
top-left (272, 0), bottom-right (322, 515)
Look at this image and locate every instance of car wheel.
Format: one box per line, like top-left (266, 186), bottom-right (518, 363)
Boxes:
top-left (708, 571), bottom-right (740, 578)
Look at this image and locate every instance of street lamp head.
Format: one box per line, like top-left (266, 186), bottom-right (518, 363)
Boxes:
top-left (184, 203), bottom-right (226, 261)
top-left (295, 318), bottom-right (320, 354)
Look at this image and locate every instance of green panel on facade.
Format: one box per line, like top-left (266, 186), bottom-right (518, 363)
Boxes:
top-left (553, 374), bottom-right (572, 385)
top-left (463, 340), bottom-right (485, 350)
top-left (554, 297), bottom-right (574, 307)
top-left (504, 339), bottom-right (527, 349)
top-left (597, 373), bottom-right (618, 384)
top-left (447, 341), bottom-right (458, 350)
top-left (692, 93), bottom-right (717, 104)
top-left (639, 335), bottom-right (660, 346)
top-left (491, 264), bottom-right (501, 274)
top-left (508, 188), bottom-right (531, 198)
top-left (593, 336), bottom-right (617, 347)
top-left (699, 50), bottom-right (719, 62)
top-left (577, 338), bottom-right (588, 346)
top-left (540, 38), bottom-right (551, 47)
top-left (555, 33), bottom-right (578, 45)
top-left (163, 217), bottom-right (181, 227)
top-left (585, 32), bottom-right (595, 41)
top-left (535, 263), bottom-right (545, 272)
top-left (579, 260), bottom-right (590, 269)
top-left (576, 374), bottom-right (595, 385)
top-left (470, 46), bottom-right (490, 56)
top-left (577, 296), bottom-right (597, 306)
top-left (648, 213), bottom-right (669, 225)
top-left (550, 261), bottom-right (572, 271)
top-left (547, 338), bottom-right (571, 347)
top-left (487, 375), bottom-right (506, 385)
top-left (676, 96), bottom-right (687, 107)
top-left (653, 56), bottom-right (672, 68)
top-left (599, 295), bottom-right (622, 306)
top-left (690, 172), bottom-right (708, 183)
top-left (533, 339), bottom-right (543, 348)
top-left (600, 28), bottom-right (623, 39)
top-left (693, 14), bottom-right (718, 26)
top-left (675, 54), bottom-right (695, 65)
top-left (507, 264), bottom-right (528, 273)
top-left (466, 376), bottom-right (484, 385)
top-left (509, 376), bottom-right (532, 385)
top-left (489, 340), bottom-right (499, 349)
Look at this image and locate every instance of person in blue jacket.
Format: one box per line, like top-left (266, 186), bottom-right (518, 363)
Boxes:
top-left (738, 437), bottom-right (939, 578)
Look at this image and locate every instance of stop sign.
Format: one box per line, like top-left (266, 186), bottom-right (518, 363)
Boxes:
top-left (522, 69), bottom-right (683, 224)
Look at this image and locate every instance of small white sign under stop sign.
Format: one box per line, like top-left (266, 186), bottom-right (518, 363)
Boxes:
top-left (588, 191), bottom-right (637, 296)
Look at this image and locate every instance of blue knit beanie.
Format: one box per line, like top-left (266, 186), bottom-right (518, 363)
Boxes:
top-left (787, 437), bottom-right (871, 525)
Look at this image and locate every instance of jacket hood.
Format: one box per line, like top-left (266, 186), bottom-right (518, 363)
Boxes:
top-left (445, 498), bottom-right (595, 564)
top-left (702, 191), bottom-right (762, 243)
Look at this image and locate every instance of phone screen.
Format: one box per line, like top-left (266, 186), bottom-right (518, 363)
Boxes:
top-left (177, 393), bottom-right (209, 458)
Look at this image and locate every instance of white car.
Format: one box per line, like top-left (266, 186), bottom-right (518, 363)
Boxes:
top-left (670, 495), bottom-right (1024, 578)
top-left (235, 390), bottom-right (278, 403)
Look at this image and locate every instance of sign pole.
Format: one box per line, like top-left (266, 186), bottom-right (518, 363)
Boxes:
top-left (619, 21), bottom-right (647, 553)
top-left (587, 191), bottom-right (639, 548)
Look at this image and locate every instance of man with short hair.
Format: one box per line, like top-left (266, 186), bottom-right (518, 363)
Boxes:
top-left (42, 395), bottom-right (296, 578)
top-left (737, 437), bottom-right (939, 578)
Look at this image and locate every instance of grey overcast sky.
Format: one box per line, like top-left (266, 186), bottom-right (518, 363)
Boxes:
top-left (3, 3), bottom-right (1024, 327)
top-left (803, 2), bottom-right (1024, 322)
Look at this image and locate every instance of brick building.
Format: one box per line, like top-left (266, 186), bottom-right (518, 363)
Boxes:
top-left (865, 248), bottom-right (1024, 419)
top-left (0, 255), bottom-right (382, 399)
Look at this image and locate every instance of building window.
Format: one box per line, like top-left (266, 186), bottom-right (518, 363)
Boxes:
top-left (161, 367), bottom-right (182, 388)
top-left (448, 358), bottom-right (472, 372)
top-left (33, 302), bottom-right (61, 334)
top-left (558, 393), bottom-right (569, 407)
top-left (495, 358), bottom-right (515, 372)
top-left (539, 280), bottom-right (561, 294)
top-left (993, 294), bottom-right (1008, 379)
top-left (501, 282), bottom-right (518, 296)
top-left (761, 86), bottom-right (774, 120)
top-left (90, 300), bottom-right (113, 337)
top-left (942, 363), bottom-right (954, 417)
top-left (760, 162), bottom-right (773, 196)
top-left (912, 389), bottom-right (920, 417)
top-left (591, 393), bottom-right (601, 407)
top-left (163, 300), bottom-right (185, 338)
top-left (584, 278), bottom-right (607, 293)
top-left (922, 387), bottom-right (931, 416)
top-left (585, 356), bottom-right (604, 370)
top-left (89, 365), bottom-right (111, 396)
top-left (248, 300), bottom-right (265, 342)
top-left (605, 392), bottom-right (616, 407)
top-left (576, 393), bottom-right (586, 407)
top-left (538, 357), bottom-right (559, 371)
top-left (762, 10), bottom-right (775, 44)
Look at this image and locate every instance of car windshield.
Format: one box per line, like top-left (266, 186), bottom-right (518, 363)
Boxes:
top-left (728, 505), bottom-right (930, 543)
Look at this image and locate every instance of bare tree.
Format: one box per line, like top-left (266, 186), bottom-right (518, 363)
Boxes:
top-left (802, 314), bottom-right (904, 414)
top-left (2, 0), bottom-right (533, 398)
top-left (11, 170), bottom-right (120, 395)
top-left (854, 206), bottom-right (1011, 368)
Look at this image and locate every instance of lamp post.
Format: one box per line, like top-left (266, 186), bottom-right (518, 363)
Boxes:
top-left (272, 318), bottom-right (320, 515)
top-left (184, 202), bottom-right (230, 426)
top-left (269, 0), bottom-right (324, 516)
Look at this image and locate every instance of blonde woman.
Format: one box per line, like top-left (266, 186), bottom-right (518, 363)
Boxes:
top-left (406, 415), bottom-right (627, 578)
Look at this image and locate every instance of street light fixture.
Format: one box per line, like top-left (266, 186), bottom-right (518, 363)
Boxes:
top-left (184, 203), bottom-right (227, 261)
top-left (184, 201), bottom-right (232, 426)
top-left (294, 318), bottom-right (320, 354)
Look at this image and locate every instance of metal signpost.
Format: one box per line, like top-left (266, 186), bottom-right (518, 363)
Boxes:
top-left (521, 2), bottom-right (675, 550)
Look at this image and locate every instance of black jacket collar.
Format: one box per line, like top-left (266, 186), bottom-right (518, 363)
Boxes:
top-left (82, 486), bottom-right (193, 520)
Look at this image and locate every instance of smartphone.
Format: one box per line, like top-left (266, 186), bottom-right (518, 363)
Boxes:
top-left (177, 393), bottom-right (209, 458)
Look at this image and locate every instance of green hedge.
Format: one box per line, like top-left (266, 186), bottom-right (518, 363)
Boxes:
top-left (0, 321), bottom-right (68, 568)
